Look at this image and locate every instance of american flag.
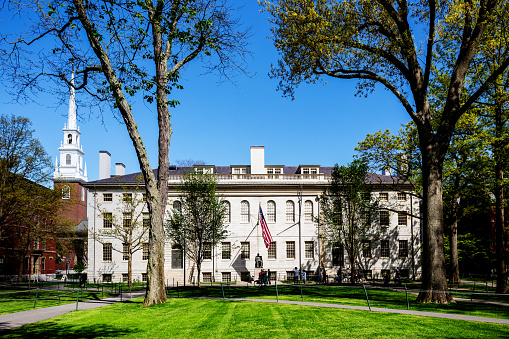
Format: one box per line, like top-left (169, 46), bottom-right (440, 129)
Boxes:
top-left (259, 206), bottom-right (273, 249)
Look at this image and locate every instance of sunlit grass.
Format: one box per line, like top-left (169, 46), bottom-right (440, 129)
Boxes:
top-left (166, 284), bottom-right (509, 319)
top-left (2, 298), bottom-right (508, 338)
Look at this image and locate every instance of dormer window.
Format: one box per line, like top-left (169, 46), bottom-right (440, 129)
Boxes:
top-left (300, 167), bottom-right (319, 175)
top-left (68, 134), bottom-right (72, 144)
top-left (194, 166), bottom-right (214, 174)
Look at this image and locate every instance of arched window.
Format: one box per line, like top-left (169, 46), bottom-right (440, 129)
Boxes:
top-left (62, 185), bottom-right (70, 199)
top-left (173, 201), bottom-right (182, 213)
top-left (68, 134), bottom-right (72, 144)
top-left (223, 201), bottom-right (231, 223)
top-left (65, 154), bottom-right (71, 165)
top-left (241, 200), bottom-right (250, 223)
top-left (286, 200), bottom-right (295, 222)
top-left (304, 200), bottom-right (313, 222)
top-left (267, 201), bottom-right (276, 222)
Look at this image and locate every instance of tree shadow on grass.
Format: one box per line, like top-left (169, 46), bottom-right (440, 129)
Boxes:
top-left (0, 321), bottom-right (137, 339)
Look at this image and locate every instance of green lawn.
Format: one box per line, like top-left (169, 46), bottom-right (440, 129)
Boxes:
top-left (0, 289), bottom-right (114, 315)
top-left (1, 298), bottom-right (508, 338)
top-left (166, 284), bottom-right (509, 319)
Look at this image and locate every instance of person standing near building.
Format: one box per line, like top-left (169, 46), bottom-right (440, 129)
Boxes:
top-left (302, 270), bottom-right (307, 284)
top-left (294, 267), bottom-right (299, 284)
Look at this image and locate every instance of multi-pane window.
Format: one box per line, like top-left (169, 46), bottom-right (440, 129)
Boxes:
top-left (103, 274), bottom-right (112, 283)
top-left (41, 257), bottom-right (45, 271)
top-left (202, 272), bottom-right (212, 283)
top-left (304, 200), bottom-right (313, 222)
top-left (362, 193), bottom-right (371, 201)
top-left (380, 211), bottom-right (390, 226)
top-left (268, 242), bottom-right (276, 259)
top-left (397, 192), bottom-right (407, 201)
top-left (286, 241), bottom-right (295, 259)
top-left (332, 243), bottom-right (344, 266)
top-left (123, 274), bottom-right (129, 282)
top-left (103, 193), bottom-right (113, 202)
top-left (241, 201), bottom-right (250, 223)
top-left (171, 244), bottom-right (183, 269)
top-left (381, 240), bottom-right (390, 258)
top-left (269, 271), bottom-right (277, 281)
top-left (286, 200), bottom-right (295, 222)
top-left (362, 240), bottom-right (371, 258)
top-left (222, 242), bottom-right (231, 260)
top-left (103, 243), bottom-right (112, 262)
top-left (123, 243), bottom-right (129, 261)
top-left (399, 240), bottom-right (408, 258)
top-left (142, 273), bottom-right (148, 282)
top-left (305, 241), bottom-right (314, 259)
top-left (379, 193), bottom-right (389, 201)
top-left (223, 201), bottom-right (231, 223)
top-left (222, 272), bottom-right (231, 283)
top-left (173, 200), bottom-right (182, 213)
top-left (122, 193), bottom-right (132, 203)
top-left (398, 212), bottom-right (407, 226)
top-left (241, 242), bottom-right (250, 260)
top-left (267, 201), bottom-right (276, 222)
top-left (143, 213), bottom-right (150, 228)
top-left (203, 242), bottom-right (212, 260)
top-left (123, 212), bottom-right (132, 228)
top-left (142, 243), bottom-right (149, 260)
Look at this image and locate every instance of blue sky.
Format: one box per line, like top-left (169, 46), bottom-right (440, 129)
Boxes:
top-left (0, 1), bottom-right (410, 181)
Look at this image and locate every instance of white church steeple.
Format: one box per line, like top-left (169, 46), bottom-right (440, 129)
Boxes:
top-left (53, 72), bottom-right (88, 183)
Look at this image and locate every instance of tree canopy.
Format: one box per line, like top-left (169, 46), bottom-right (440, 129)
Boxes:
top-left (263, 0), bottom-right (509, 302)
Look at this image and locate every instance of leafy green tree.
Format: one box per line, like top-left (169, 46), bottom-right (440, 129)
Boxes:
top-left (0, 115), bottom-right (67, 281)
top-left (356, 115), bottom-right (492, 285)
top-left (2, 0), bottom-right (249, 305)
top-left (320, 160), bottom-right (379, 284)
top-left (166, 171), bottom-right (227, 287)
top-left (262, 0), bottom-right (509, 302)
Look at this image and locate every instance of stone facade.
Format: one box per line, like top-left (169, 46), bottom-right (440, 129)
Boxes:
top-left (85, 146), bottom-right (421, 284)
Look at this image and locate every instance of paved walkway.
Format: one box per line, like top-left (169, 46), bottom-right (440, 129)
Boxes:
top-left (0, 292), bottom-right (507, 330)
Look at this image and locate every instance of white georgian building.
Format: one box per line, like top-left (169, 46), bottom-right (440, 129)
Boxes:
top-left (85, 146), bottom-right (421, 284)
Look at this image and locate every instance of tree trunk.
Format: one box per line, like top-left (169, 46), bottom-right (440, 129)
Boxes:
top-left (197, 262), bottom-right (201, 288)
top-left (449, 218), bottom-right (461, 285)
top-left (449, 197), bottom-right (461, 285)
top-left (144, 192), bottom-right (168, 305)
top-left (417, 144), bottom-right (453, 303)
top-left (128, 251), bottom-right (132, 289)
top-left (73, 0), bottom-right (168, 306)
top-left (494, 103), bottom-right (507, 294)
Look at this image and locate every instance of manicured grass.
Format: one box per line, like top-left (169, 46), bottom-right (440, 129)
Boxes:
top-left (1, 298), bottom-right (508, 338)
top-left (0, 289), bottom-right (114, 315)
top-left (166, 284), bottom-right (509, 319)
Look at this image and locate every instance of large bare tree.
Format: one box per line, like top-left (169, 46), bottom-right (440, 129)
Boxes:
top-left (1, 0), bottom-right (249, 305)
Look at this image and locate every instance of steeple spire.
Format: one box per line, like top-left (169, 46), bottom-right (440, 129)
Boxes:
top-left (54, 71), bottom-right (87, 183)
top-left (67, 71), bottom-right (77, 130)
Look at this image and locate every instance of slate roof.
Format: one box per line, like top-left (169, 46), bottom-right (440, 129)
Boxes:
top-left (84, 165), bottom-right (409, 186)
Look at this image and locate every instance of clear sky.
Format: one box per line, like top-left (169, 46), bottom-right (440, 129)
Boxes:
top-left (0, 1), bottom-right (411, 182)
